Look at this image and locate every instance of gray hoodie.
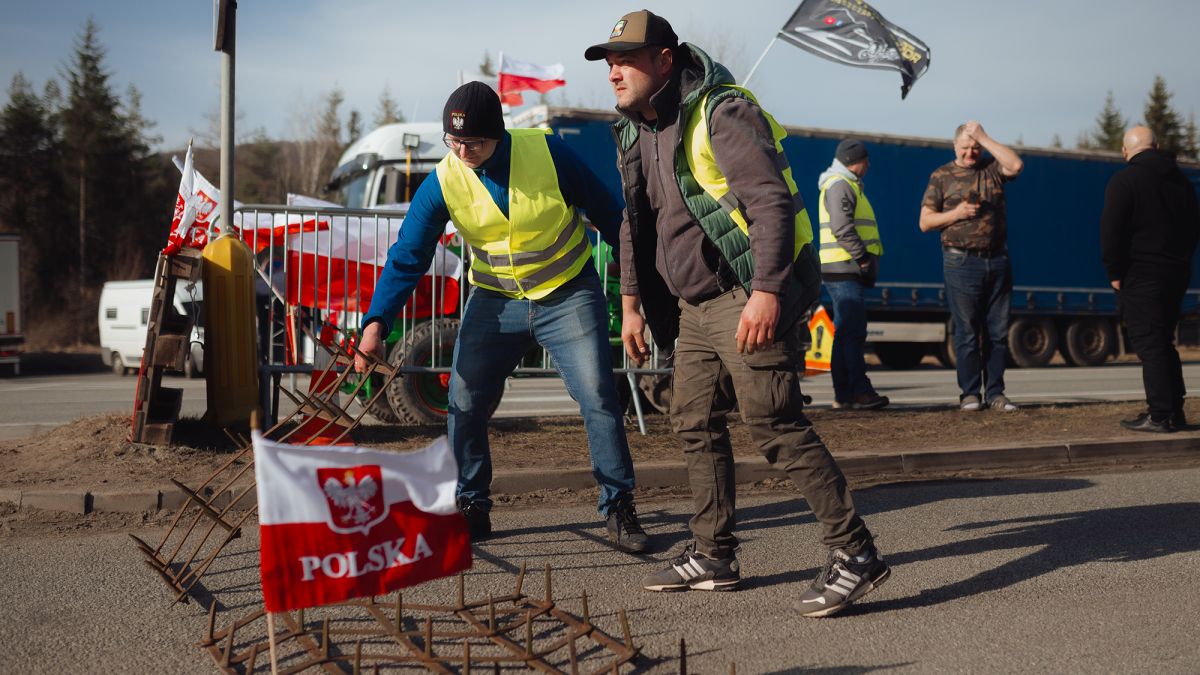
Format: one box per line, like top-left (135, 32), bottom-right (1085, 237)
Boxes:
top-left (818, 159), bottom-right (878, 284)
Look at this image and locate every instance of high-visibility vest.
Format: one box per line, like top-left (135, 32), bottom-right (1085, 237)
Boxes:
top-left (680, 84), bottom-right (814, 287)
top-left (436, 128), bottom-right (590, 300)
top-left (817, 174), bottom-right (883, 264)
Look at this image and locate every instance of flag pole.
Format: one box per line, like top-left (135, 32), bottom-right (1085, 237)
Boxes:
top-left (742, 37), bottom-right (778, 87)
top-left (266, 612), bottom-right (280, 674)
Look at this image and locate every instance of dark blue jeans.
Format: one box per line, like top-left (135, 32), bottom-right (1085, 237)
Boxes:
top-left (825, 279), bottom-right (875, 402)
top-left (943, 249), bottom-right (1012, 402)
top-left (447, 266), bottom-right (635, 516)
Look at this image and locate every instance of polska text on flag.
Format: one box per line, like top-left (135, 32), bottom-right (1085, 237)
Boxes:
top-left (253, 432), bottom-right (471, 612)
top-left (778, 0), bottom-right (930, 99)
top-left (498, 53), bottom-right (566, 106)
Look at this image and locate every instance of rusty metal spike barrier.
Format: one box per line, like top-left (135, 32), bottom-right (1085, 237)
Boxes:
top-left (199, 568), bottom-right (639, 673)
top-left (127, 322), bottom-right (646, 671)
top-left (129, 323), bottom-right (406, 605)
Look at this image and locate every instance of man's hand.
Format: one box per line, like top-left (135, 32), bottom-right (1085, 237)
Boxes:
top-left (952, 200), bottom-right (980, 221)
top-left (620, 295), bottom-right (651, 366)
top-left (962, 120), bottom-right (987, 142)
top-left (736, 291), bottom-right (780, 354)
top-left (354, 321), bottom-right (386, 373)
top-left (1111, 279), bottom-right (1121, 291)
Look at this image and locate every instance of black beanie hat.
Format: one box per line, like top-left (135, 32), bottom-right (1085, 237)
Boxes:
top-left (443, 81), bottom-right (504, 140)
top-left (835, 139), bottom-right (868, 166)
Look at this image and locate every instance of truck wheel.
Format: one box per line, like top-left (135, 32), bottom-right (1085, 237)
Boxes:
top-left (935, 322), bottom-right (957, 369)
top-left (112, 353), bottom-right (127, 376)
top-left (636, 372), bottom-right (673, 414)
top-left (1008, 317), bottom-right (1059, 368)
top-left (873, 342), bottom-right (926, 370)
top-left (368, 396), bottom-right (403, 424)
top-left (1061, 318), bottom-right (1115, 367)
top-left (386, 318), bottom-right (459, 425)
top-left (385, 318), bottom-right (503, 425)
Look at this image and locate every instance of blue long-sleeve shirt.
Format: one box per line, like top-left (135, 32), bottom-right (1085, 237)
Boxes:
top-left (361, 131), bottom-right (623, 333)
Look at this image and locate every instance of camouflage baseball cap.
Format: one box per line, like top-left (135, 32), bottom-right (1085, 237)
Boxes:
top-left (584, 10), bottom-right (678, 61)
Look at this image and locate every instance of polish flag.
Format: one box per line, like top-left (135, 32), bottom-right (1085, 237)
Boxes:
top-left (498, 53), bottom-right (565, 106)
top-left (253, 432), bottom-right (471, 612)
top-left (164, 148), bottom-right (220, 254)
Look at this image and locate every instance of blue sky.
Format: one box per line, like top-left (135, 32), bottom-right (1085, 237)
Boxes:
top-left (2, 0), bottom-right (1197, 152)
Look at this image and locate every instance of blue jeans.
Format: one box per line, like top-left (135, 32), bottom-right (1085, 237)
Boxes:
top-left (943, 249), bottom-right (1012, 402)
top-left (447, 266), bottom-right (635, 515)
top-left (825, 279), bottom-right (875, 402)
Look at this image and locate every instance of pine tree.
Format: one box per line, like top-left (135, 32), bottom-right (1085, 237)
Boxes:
top-left (1050, 134), bottom-right (1063, 149)
top-left (1183, 111), bottom-right (1199, 161)
top-left (0, 73), bottom-right (68, 322)
top-left (374, 85), bottom-right (404, 127)
top-left (1089, 90), bottom-right (1126, 152)
top-left (346, 109), bottom-right (362, 146)
top-left (58, 18), bottom-right (164, 340)
top-left (1142, 75), bottom-right (1185, 156)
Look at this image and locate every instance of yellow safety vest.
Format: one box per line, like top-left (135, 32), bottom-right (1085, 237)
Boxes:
top-left (817, 174), bottom-right (883, 264)
top-left (682, 85), bottom-right (814, 265)
top-left (436, 129), bottom-right (590, 300)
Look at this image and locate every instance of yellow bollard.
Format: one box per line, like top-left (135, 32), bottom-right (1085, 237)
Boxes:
top-left (201, 233), bottom-right (259, 428)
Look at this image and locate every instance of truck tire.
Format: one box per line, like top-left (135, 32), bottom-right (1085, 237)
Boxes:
top-left (1008, 317), bottom-right (1059, 368)
top-left (935, 321), bottom-right (957, 369)
top-left (112, 353), bottom-right (127, 376)
top-left (1061, 317), bottom-right (1115, 367)
top-left (386, 318), bottom-right (460, 426)
top-left (384, 318), bottom-right (502, 426)
top-left (873, 342), bottom-right (927, 370)
top-left (368, 396), bottom-right (403, 424)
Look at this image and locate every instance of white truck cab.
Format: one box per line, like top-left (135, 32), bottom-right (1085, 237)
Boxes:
top-left (326, 122), bottom-right (450, 208)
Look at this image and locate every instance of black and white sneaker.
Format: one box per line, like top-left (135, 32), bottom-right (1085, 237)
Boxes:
top-left (641, 543), bottom-right (741, 592)
top-left (797, 545), bottom-right (891, 617)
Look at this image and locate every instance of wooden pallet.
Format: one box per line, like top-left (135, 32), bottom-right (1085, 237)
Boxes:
top-left (130, 249), bottom-right (203, 445)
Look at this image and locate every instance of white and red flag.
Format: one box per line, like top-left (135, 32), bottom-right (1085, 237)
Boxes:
top-left (163, 142), bottom-right (220, 255)
top-left (497, 53), bottom-right (565, 106)
top-left (253, 432), bottom-right (471, 612)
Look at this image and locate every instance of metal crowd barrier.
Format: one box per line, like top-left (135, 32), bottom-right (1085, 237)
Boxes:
top-left (234, 204), bottom-right (669, 430)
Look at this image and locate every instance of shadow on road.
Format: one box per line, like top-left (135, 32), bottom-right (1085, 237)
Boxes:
top-left (847, 500), bottom-right (1200, 615)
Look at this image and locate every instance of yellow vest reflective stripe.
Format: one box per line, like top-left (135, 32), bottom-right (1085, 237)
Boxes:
top-left (436, 129), bottom-right (590, 300)
top-left (682, 85), bottom-right (814, 260)
top-left (817, 174), bottom-right (883, 264)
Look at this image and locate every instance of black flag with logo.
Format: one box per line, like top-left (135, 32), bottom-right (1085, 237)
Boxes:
top-left (778, 0), bottom-right (930, 99)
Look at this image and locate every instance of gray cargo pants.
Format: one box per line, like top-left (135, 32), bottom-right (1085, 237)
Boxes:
top-left (671, 287), bottom-right (872, 559)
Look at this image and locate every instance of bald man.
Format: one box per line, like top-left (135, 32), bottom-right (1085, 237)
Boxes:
top-left (1101, 126), bottom-right (1200, 432)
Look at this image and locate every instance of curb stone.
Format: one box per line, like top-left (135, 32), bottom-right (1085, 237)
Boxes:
top-left (4, 436), bottom-right (1199, 515)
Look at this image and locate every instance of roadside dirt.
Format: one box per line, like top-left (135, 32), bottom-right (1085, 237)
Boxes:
top-left (3, 398), bottom-right (1200, 539)
top-left (5, 398), bottom-right (1199, 494)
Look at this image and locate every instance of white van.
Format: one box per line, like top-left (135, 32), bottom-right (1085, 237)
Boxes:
top-left (98, 280), bottom-right (204, 377)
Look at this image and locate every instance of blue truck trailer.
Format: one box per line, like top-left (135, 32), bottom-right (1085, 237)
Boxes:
top-left (516, 105), bottom-right (1200, 370)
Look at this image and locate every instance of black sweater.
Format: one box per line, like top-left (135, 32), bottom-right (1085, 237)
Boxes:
top-left (1100, 148), bottom-right (1200, 280)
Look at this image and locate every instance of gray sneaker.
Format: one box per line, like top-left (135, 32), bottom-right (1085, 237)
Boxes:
top-left (798, 545), bottom-right (891, 618)
top-left (988, 394), bottom-right (1018, 412)
top-left (960, 394), bottom-right (982, 411)
top-left (641, 543), bottom-right (741, 592)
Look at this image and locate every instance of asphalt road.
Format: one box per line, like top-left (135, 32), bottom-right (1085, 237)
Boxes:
top-left (1, 362), bottom-right (1198, 440)
top-left (2, 465), bottom-right (1198, 673)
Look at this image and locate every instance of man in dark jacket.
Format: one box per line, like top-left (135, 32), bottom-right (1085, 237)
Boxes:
top-left (1101, 126), bottom-right (1200, 432)
top-left (586, 9), bottom-right (889, 617)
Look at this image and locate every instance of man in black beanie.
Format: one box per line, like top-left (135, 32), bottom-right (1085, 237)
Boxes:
top-left (818, 138), bottom-right (888, 410)
top-left (356, 81), bottom-right (652, 553)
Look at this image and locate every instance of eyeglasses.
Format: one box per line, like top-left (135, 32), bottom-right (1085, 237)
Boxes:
top-left (443, 135), bottom-right (489, 152)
